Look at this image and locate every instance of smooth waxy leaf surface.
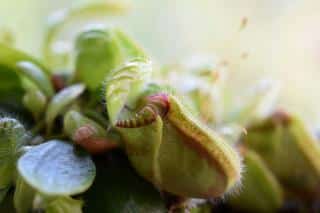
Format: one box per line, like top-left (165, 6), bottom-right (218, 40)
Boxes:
top-left (23, 89), bottom-right (47, 120)
top-left (46, 84), bottom-right (85, 133)
top-left (17, 140), bottom-right (95, 196)
top-left (16, 61), bottom-right (54, 97)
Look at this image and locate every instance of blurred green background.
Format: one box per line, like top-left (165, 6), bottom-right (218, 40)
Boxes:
top-left (1, 0), bottom-right (319, 125)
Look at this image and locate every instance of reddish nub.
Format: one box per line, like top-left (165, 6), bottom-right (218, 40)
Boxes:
top-left (73, 125), bottom-right (118, 154)
top-left (116, 93), bottom-right (170, 128)
top-left (73, 125), bottom-right (97, 142)
top-left (147, 93), bottom-right (170, 117)
top-left (51, 74), bottom-right (66, 91)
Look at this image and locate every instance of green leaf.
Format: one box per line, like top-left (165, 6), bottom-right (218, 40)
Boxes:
top-left (16, 61), bottom-right (54, 97)
top-left (63, 110), bottom-right (107, 139)
top-left (46, 196), bottom-right (83, 213)
top-left (113, 29), bottom-right (147, 59)
top-left (162, 95), bottom-right (241, 197)
top-left (229, 150), bottom-right (283, 213)
top-left (0, 44), bottom-right (52, 106)
top-left (84, 151), bottom-right (166, 213)
top-left (245, 113), bottom-right (320, 193)
top-left (105, 58), bottom-right (152, 124)
top-left (46, 84), bottom-right (85, 133)
top-left (0, 44), bottom-right (52, 95)
top-left (117, 116), bottom-right (163, 188)
top-left (23, 89), bottom-right (47, 121)
top-left (0, 64), bottom-right (24, 108)
top-left (0, 65), bottom-right (22, 91)
top-left (0, 118), bottom-right (28, 189)
top-left (74, 29), bottom-right (122, 90)
top-left (43, 0), bottom-right (129, 69)
top-left (0, 43), bottom-right (49, 74)
top-left (117, 94), bottom-right (242, 198)
top-left (0, 187), bottom-right (10, 204)
top-left (17, 140), bottom-right (95, 196)
top-left (14, 176), bottom-right (36, 213)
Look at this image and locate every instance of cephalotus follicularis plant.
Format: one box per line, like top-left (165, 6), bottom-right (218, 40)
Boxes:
top-left (0, 1), bottom-right (319, 213)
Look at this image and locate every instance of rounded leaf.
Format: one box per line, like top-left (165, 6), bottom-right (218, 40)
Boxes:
top-left (23, 89), bottom-right (47, 120)
top-left (0, 44), bottom-right (52, 105)
top-left (45, 84), bottom-right (85, 133)
top-left (17, 140), bottom-right (95, 196)
top-left (16, 61), bottom-right (54, 97)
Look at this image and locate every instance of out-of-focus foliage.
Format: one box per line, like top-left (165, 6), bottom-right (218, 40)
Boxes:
top-left (229, 150), bottom-right (283, 212)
